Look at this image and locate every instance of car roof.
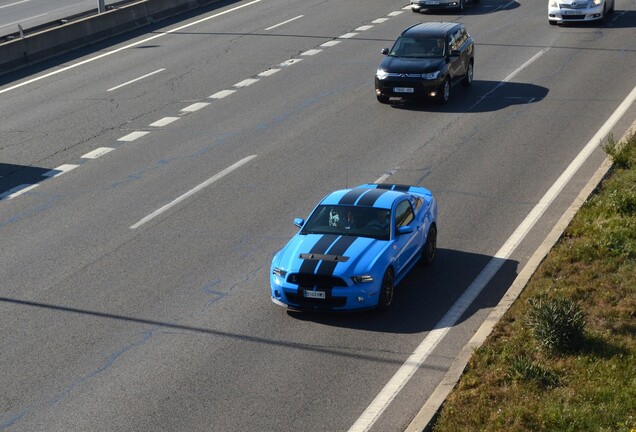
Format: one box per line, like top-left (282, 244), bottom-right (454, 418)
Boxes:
top-left (319, 184), bottom-right (431, 209)
top-left (401, 22), bottom-right (462, 37)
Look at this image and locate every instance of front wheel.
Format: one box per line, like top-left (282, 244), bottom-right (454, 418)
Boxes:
top-left (377, 268), bottom-right (395, 310)
top-left (437, 79), bottom-right (450, 104)
top-left (462, 61), bottom-right (473, 87)
top-left (377, 94), bottom-right (390, 104)
top-left (458, 0), bottom-right (465, 12)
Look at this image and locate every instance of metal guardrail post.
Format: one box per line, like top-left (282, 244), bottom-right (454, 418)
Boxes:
top-left (98, 0), bottom-right (106, 13)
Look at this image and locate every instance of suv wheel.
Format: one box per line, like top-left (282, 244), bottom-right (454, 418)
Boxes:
top-left (462, 61), bottom-right (474, 87)
top-left (377, 95), bottom-right (390, 104)
top-left (438, 79), bottom-right (450, 104)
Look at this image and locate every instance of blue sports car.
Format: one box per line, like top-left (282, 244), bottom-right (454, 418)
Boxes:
top-left (270, 183), bottom-right (438, 311)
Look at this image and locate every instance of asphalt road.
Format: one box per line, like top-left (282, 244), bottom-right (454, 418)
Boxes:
top-left (1, 0), bottom-right (635, 430)
top-left (0, 0), bottom-right (117, 38)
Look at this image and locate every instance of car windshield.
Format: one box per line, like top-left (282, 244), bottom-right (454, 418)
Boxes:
top-left (389, 36), bottom-right (446, 58)
top-left (301, 205), bottom-right (391, 241)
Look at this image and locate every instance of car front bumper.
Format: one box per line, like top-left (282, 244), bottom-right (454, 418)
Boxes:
top-left (411, 0), bottom-right (462, 10)
top-left (548, 4), bottom-right (605, 22)
top-left (270, 277), bottom-right (381, 311)
top-left (375, 76), bottom-right (445, 99)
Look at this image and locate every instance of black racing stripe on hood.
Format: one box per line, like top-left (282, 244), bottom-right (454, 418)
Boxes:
top-left (356, 188), bottom-right (388, 207)
top-left (298, 234), bottom-right (339, 275)
top-left (338, 188), bottom-right (367, 205)
top-left (316, 235), bottom-right (358, 276)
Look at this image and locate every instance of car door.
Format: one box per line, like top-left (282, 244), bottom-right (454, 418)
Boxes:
top-left (392, 199), bottom-right (423, 277)
top-left (447, 29), bottom-right (462, 79)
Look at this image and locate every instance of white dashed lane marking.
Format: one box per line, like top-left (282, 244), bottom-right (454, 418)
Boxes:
top-left (301, 49), bottom-right (322, 56)
top-left (210, 90), bottom-right (237, 99)
top-left (149, 117), bottom-right (180, 127)
top-left (181, 102), bottom-right (210, 113)
top-left (118, 131), bottom-right (150, 142)
top-left (233, 79), bottom-right (259, 88)
top-left (81, 147), bottom-right (115, 159)
top-left (339, 33), bottom-right (358, 39)
top-left (258, 68), bottom-right (280, 77)
top-left (43, 164), bottom-right (79, 178)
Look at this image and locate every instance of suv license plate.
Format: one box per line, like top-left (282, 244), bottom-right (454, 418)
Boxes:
top-left (394, 87), bottom-right (414, 93)
top-left (304, 290), bottom-right (326, 299)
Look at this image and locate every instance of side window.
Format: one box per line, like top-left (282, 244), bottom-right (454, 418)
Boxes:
top-left (395, 200), bottom-right (415, 228)
top-left (450, 30), bottom-right (462, 51)
top-left (412, 196), bottom-right (423, 212)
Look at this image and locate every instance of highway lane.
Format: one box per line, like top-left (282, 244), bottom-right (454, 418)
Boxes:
top-left (0, 0), bottom-right (118, 38)
top-left (1, 0), bottom-right (635, 430)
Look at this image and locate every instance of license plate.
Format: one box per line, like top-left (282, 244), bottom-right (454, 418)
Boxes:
top-left (394, 87), bottom-right (414, 93)
top-left (304, 290), bottom-right (326, 299)
top-left (425, 1), bottom-right (440, 4)
top-left (562, 10), bottom-right (583, 14)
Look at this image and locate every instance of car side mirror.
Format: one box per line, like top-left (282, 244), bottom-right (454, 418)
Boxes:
top-left (294, 218), bottom-right (304, 228)
top-left (381, 48), bottom-right (389, 55)
top-left (398, 226), bottom-right (414, 235)
top-left (450, 49), bottom-right (461, 57)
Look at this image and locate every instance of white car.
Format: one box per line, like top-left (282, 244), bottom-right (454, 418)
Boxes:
top-left (548, 0), bottom-right (614, 24)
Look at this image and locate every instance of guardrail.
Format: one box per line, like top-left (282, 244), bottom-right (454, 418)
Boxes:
top-left (0, 0), bottom-right (225, 76)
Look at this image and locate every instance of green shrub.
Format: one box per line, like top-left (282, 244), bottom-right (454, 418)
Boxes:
top-left (527, 296), bottom-right (586, 354)
top-left (603, 133), bottom-right (632, 169)
top-left (508, 355), bottom-right (560, 388)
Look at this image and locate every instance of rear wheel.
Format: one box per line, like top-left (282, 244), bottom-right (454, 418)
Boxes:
top-left (421, 225), bottom-right (437, 266)
top-left (377, 268), bottom-right (395, 310)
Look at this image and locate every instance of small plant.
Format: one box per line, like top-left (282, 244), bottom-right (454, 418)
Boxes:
top-left (527, 295), bottom-right (586, 353)
top-left (508, 355), bottom-right (560, 388)
top-left (602, 133), bottom-right (632, 169)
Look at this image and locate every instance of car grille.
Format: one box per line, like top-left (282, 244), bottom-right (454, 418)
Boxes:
top-left (285, 292), bottom-right (348, 309)
top-left (559, 2), bottom-right (589, 8)
top-left (287, 273), bottom-right (348, 288)
top-left (386, 73), bottom-right (422, 78)
top-left (561, 14), bottom-right (587, 18)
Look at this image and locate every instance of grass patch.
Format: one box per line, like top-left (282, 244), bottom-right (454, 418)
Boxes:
top-left (432, 131), bottom-right (636, 432)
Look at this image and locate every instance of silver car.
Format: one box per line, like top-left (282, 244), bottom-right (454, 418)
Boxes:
top-left (548, 0), bottom-right (614, 24)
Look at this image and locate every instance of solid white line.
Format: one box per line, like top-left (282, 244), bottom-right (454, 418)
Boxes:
top-left (118, 131), bottom-right (149, 142)
top-left (81, 147), bottom-right (114, 159)
top-left (0, 0), bottom-right (262, 95)
top-left (349, 83), bottom-right (636, 432)
top-left (0, 12), bottom-right (47, 29)
top-left (264, 15), bottom-right (303, 31)
top-left (107, 69), bottom-right (165, 92)
top-left (149, 117), bottom-right (179, 127)
top-left (130, 155), bottom-right (257, 229)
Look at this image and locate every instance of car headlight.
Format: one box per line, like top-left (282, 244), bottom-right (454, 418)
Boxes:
top-left (351, 275), bottom-right (374, 284)
top-left (549, 0), bottom-right (558, 6)
top-left (273, 268), bottom-right (287, 278)
top-left (421, 71), bottom-right (441, 80)
top-left (592, 0), bottom-right (602, 5)
top-left (376, 69), bottom-right (389, 80)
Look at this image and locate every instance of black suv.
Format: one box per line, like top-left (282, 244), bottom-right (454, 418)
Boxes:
top-left (375, 22), bottom-right (474, 104)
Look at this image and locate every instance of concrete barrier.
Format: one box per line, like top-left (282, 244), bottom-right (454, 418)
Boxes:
top-left (0, 0), bottom-right (225, 76)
